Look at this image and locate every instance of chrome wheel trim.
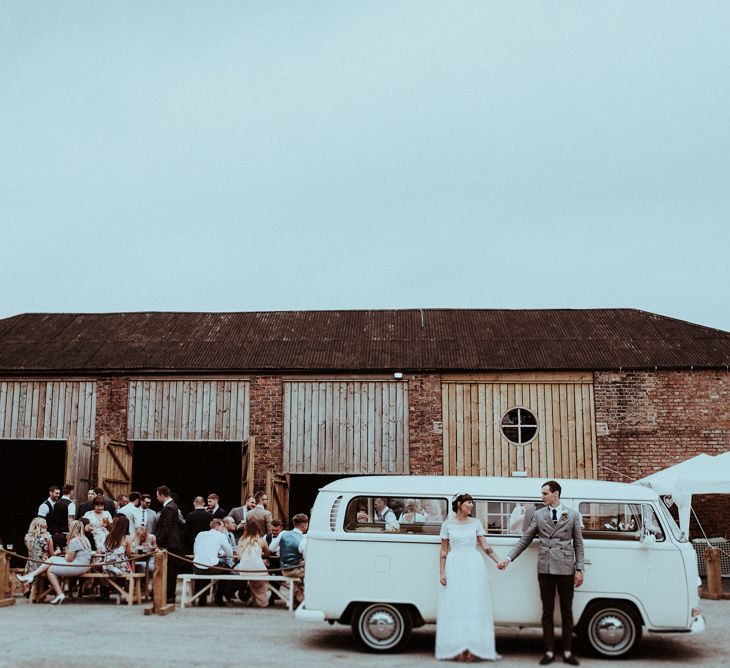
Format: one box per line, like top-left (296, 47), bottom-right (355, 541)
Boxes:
top-left (588, 608), bottom-right (636, 656)
top-left (358, 604), bottom-right (404, 650)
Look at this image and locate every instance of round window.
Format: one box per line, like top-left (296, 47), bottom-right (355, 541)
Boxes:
top-left (501, 407), bottom-right (538, 445)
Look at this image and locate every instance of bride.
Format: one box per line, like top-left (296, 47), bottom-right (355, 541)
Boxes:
top-left (436, 493), bottom-right (502, 662)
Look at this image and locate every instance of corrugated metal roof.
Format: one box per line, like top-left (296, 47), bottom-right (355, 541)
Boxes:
top-left (0, 309), bottom-right (728, 373)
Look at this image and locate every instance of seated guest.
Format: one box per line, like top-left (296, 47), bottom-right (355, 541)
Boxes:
top-left (192, 518), bottom-right (232, 606)
top-left (264, 519), bottom-right (283, 606)
top-left (133, 526), bottom-right (157, 552)
top-left (398, 499), bottom-right (427, 524)
top-left (374, 497), bottom-right (400, 531)
top-left (17, 520), bottom-right (92, 604)
top-left (103, 515), bottom-right (134, 575)
top-left (22, 518), bottom-right (54, 595)
top-left (270, 513), bottom-right (308, 605)
top-left (83, 496), bottom-right (113, 552)
top-left (79, 517), bottom-right (96, 551)
top-left (235, 520), bottom-right (271, 607)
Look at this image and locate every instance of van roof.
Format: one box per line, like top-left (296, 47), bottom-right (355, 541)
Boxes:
top-left (319, 476), bottom-right (659, 502)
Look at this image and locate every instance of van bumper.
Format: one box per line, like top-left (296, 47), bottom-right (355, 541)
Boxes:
top-left (295, 605), bottom-right (326, 624)
top-left (690, 615), bottom-right (706, 634)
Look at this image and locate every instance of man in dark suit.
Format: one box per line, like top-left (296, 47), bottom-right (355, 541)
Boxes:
top-left (156, 485), bottom-right (183, 603)
top-left (185, 497), bottom-right (212, 554)
top-left (206, 493), bottom-right (227, 520)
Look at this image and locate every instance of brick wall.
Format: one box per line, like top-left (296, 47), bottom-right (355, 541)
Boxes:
top-left (594, 370), bottom-right (730, 537)
top-left (249, 375), bottom-right (284, 492)
top-left (93, 377), bottom-right (129, 484)
top-left (408, 373), bottom-right (444, 475)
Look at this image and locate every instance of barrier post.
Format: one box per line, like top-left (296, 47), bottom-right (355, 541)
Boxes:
top-left (144, 550), bottom-right (175, 615)
top-left (702, 547), bottom-right (730, 600)
top-left (0, 550), bottom-right (16, 607)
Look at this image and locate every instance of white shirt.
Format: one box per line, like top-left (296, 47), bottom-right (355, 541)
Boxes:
top-left (118, 502), bottom-right (143, 534)
top-left (38, 498), bottom-right (55, 517)
top-left (193, 529), bottom-right (233, 569)
top-left (61, 495), bottom-right (77, 518)
top-left (269, 527), bottom-right (307, 557)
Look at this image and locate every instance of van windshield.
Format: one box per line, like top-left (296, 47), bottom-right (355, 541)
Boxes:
top-left (344, 496), bottom-right (448, 535)
top-left (657, 500), bottom-right (686, 542)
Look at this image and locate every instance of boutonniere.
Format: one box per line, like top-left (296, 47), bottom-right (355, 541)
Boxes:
top-left (561, 511), bottom-right (569, 520)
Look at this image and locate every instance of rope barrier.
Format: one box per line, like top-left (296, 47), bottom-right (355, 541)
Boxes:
top-left (166, 551), bottom-right (302, 574)
top-left (0, 547), bottom-right (155, 568)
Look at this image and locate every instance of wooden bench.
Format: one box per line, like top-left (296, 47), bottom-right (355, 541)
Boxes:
top-left (31, 572), bottom-right (147, 605)
top-left (178, 573), bottom-right (301, 610)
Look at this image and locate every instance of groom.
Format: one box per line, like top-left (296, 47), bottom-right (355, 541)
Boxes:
top-left (498, 481), bottom-right (584, 666)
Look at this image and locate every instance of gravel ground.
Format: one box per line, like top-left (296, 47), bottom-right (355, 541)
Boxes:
top-left (0, 596), bottom-right (728, 668)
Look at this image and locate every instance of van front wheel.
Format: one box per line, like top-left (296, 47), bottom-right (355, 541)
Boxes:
top-left (580, 601), bottom-right (642, 658)
top-left (351, 603), bottom-right (412, 652)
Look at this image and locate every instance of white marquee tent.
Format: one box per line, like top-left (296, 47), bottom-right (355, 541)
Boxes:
top-left (636, 452), bottom-right (730, 536)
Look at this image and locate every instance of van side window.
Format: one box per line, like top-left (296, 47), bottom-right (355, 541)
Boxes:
top-left (344, 496), bottom-right (448, 535)
top-left (473, 500), bottom-right (544, 535)
top-left (579, 502), bottom-right (664, 541)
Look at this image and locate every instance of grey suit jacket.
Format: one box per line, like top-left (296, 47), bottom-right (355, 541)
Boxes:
top-left (508, 506), bottom-right (585, 575)
top-left (229, 507), bottom-right (246, 526)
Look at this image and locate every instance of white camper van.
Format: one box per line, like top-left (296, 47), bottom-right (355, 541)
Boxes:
top-left (296, 476), bottom-right (704, 658)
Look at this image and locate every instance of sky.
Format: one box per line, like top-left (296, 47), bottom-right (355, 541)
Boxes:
top-left (1, 2), bottom-right (729, 331)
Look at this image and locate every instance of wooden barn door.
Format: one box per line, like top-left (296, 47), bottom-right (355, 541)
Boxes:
top-left (266, 470), bottom-right (290, 524)
top-left (98, 436), bottom-right (133, 499)
top-left (65, 435), bottom-right (94, 497)
top-left (241, 437), bottom-right (255, 505)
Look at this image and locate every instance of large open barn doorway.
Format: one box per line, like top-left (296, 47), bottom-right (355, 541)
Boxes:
top-left (131, 441), bottom-right (243, 515)
top-left (0, 439), bottom-right (66, 560)
top-left (286, 473), bottom-right (352, 522)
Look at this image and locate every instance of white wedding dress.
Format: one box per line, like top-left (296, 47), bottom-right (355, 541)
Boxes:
top-left (436, 517), bottom-right (498, 661)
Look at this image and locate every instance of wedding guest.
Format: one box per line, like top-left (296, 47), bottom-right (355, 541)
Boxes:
top-left (229, 496), bottom-right (256, 534)
top-left (139, 494), bottom-right (156, 533)
top-left (22, 518), bottom-right (54, 595)
top-left (75, 489), bottom-right (97, 519)
top-left (437, 493), bottom-right (502, 662)
top-left (37, 485), bottom-right (60, 520)
top-left (207, 493), bottom-right (226, 519)
top-left (236, 520), bottom-right (270, 607)
top-left (118, 491), bottom-right (143, 535)
top-left (399, 499), bottom-right (427, 524)
top-left (192, 518), bottom-right (232, 607)
top-left (156, 485), bottom-right (183, 603)
top-left (499, 481), bottom-right (584, 666)
top-left (103, 515), bottom-right (133, 575)
top-left (271, 513), bottom-right (308, 605)
top-left (246, 491), bottom-right (274, 535)
top-left (133, 525), bottom-right (157, 552)
top-left (49, 484), bottom-right (76, 550)
top-left (374, 497), bottom-right (400, 531)
top-left (264, 519), bottom-right (283, 606)
top-left (17, 520), bottom-right (92, 605)
top-left (185, 497), bottom-right (211, 554)
top-left (83, 496), bottom-right (113, 551)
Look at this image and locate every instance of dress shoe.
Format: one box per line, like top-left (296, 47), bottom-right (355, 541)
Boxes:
top-left (539, 654), bottom-right (555, 665)
top-left (16, 573), bottom-right (33, 584)
top-left (563, 655), bottom-right (580, 666)
top-left (50, 593), bottom-right (66, 605)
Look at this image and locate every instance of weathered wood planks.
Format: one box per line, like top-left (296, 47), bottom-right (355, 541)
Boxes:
top-left (283, 380), bottom-right (409, 474)
top-left (442, 375), bottom-right (597, 478)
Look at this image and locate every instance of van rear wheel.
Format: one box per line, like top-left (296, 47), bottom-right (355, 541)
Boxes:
top-left (580, 601), bottom-right (642, 658)
top-left (351, 603), bottom-right (412, 652)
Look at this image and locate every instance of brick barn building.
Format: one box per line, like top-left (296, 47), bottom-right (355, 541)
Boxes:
top-left (0, 309), bottom-right (728, 548)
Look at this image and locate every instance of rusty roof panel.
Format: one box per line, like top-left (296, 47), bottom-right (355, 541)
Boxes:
top-left (0, 309), bottom-right (728, 373)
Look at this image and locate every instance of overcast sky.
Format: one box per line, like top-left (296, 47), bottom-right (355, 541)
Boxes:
top-left (2, 2), bottom-right (729, 332)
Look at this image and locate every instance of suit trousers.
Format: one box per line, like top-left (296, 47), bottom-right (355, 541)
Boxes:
top-left (538, 573), bottom-right (575, 653)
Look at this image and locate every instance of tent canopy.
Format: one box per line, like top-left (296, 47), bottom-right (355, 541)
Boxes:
top-left (635, 452), bottom-right (730, 536)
